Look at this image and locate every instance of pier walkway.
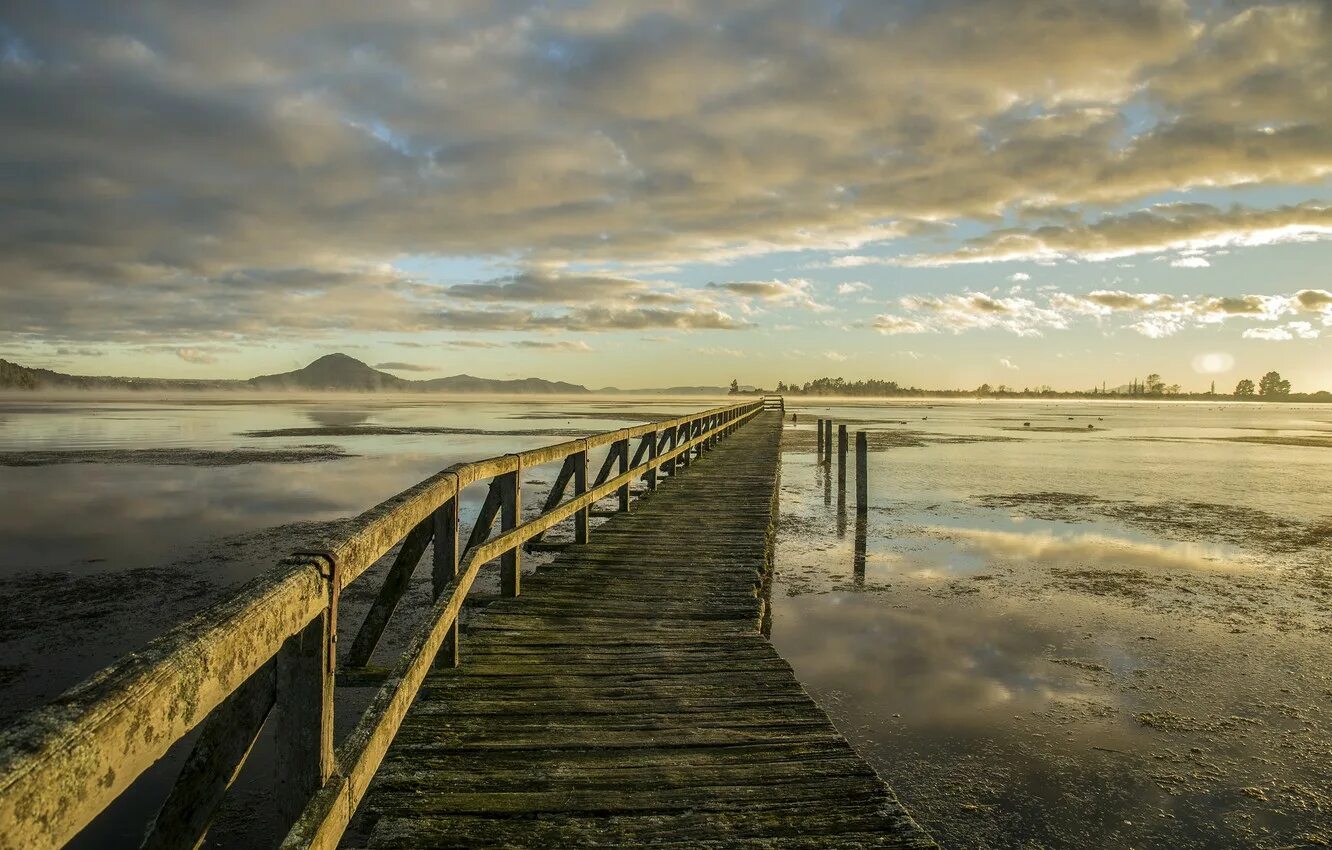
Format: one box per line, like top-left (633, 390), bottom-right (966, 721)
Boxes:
top-left (355, 412), bottom-right (932, 848)
top-left (0, 399), bottom-right (934, 850)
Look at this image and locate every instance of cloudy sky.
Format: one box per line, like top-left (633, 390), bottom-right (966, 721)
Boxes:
top-left (2, 0), bottom-right (1330, 390)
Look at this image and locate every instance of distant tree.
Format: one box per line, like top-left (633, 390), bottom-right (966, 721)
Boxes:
top-left (1258, 371), bottom-right (1291, 397)
top-left (775, 380), bottom-right (787, 393)
top-left (728, 378), bottom-right (740, 395)
top-left (1165, 384), bottom-right (1181, 395)
top-left (1145, 373), bottom-right (1165, 395)
top-left (1234, 378), bottom-right (1256, 397)
top-left (977, 383), bottom-right (992, 396)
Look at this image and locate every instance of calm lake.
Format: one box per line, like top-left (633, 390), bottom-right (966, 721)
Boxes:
top-left (2, 396), bottom-right (1329, 848)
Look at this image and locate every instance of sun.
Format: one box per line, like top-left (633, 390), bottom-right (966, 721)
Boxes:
top-left (1191, 352), bottom-right (1235, 375)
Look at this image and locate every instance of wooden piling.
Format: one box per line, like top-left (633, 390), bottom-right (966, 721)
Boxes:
top-left (856, 430), bottom-right (868, 515)
top-left (837, 423), bottom-right (848, 490)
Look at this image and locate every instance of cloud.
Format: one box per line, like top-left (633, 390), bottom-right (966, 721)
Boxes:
top-left (445, 271), bottom-right (649, 304)
top-left (836, 281), bottom-right (871, 295)
top-left (1295, 289), bottom-right (1332, 311)
top-left (899, 203), bottom-right (1332, 267)
top-left (1008, 272), bottom-right (1031, 282)
top-left (699, 346), bottom-right (744, 357)
top-left (1170, 256), bottom-right (1210, 268)
top-left (1242, 322), bottom-right (1319, 341)
top-left (900, 292), bottom-right (1068, 336)
top-left (872, 314), bottom-right (932, 335)
top-left (868, 288), bottom-right (1327, 339)
top-left (175, 348), bottom-right (217, 364)
top-left (706, 278), bottom-right (828, 311)
top-left (374, 361), bottom-right (434, 372)
top-left (516, 339), bottom-right (593, 351)
top-left (2, 1), bottom-right (1331, 346)
top-left (999, 357), bottom-right (1019, 370)
top-left (433, 305), bottom-right (751, 333)
top-left (823, 351), bottom-right (848, 362)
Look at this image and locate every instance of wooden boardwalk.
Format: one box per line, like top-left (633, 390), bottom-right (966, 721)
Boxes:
top-left (356, 413), bottom-right (934, 848)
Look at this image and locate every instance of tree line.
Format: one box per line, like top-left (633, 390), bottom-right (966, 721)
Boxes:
top-left (727, 370), bottom-right (1331, 401)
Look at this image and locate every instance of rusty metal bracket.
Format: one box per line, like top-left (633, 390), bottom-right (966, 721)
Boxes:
top-left (294, 552), bottom-right (339, 674)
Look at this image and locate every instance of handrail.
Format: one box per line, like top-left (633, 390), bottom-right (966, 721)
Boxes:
top-left (0, 398), bottom-right (771, 850)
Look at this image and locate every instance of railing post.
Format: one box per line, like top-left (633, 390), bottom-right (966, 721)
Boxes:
top-left (647, 430), bottom-right (659, 490)
top-left (817, 419), bottom-right (824, 454)
top-left (824, 418), bottom-right (833, 459)
top-left (856, 431), bottom-right (868, 515)
top-left (433, 487), bottom-right (460, 667)
top-left (573, 444), bottom-right (589, 543)
top-left (500, 460), bottom-right (521, 597)
top-left (679, 423), bottom-right (691, 468)
top-left (615, 436), bottom-right (630, 511)
top-left (273, 598), bottom-right (334, 827)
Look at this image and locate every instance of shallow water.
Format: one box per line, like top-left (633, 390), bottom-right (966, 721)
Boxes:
top-left (3, 396), bottom-right (1331, 848)
top-left (0, 396), bottom-right (700, 579)
top-left (773, 400), bottom-right (1332, 849)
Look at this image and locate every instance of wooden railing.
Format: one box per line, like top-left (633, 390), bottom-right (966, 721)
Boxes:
top-left (0, 399), bottom-right (768, 850)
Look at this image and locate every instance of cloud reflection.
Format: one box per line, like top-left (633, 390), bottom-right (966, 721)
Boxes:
top-left (934, 526), bottom-right (1250, 573)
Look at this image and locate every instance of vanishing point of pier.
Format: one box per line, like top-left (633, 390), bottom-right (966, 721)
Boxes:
top-left (0, 400), bottom-right (935, 848)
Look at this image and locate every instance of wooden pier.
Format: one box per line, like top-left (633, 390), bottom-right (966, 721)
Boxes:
top-left (0, 399), bottom-right (933, 849)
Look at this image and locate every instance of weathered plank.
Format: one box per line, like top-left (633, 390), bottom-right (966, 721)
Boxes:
top-left (356, 413), bottom-right (935, 849)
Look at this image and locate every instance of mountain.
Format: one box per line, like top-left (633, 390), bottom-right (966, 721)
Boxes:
top-left (1, 354), bottom-right (591, 394)
top-left (248, 353), bottom-right (411, 391)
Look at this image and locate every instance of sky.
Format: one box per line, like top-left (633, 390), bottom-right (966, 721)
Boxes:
top-left (2, 0), bottom-right (1331, 391)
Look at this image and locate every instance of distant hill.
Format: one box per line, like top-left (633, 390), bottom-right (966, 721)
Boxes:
top-left (597, 385), bottom-right (731, 395)
top-left (248, 353), bottom-right (411, 391)
top-left (0, 358), bottom-right (231, 391)
top-left (0, 353), bottom-right (592, 394)
top-left (419, 374), bottom-right (589, 394)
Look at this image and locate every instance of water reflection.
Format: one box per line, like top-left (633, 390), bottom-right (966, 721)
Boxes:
top-left (774, 400), bottom-right (1332, 849)
top-left (303, 408), bottom-right (374, 428)
top-left (853, 513), bottom-right (866, 587)
top-left (939, 526), bottom-right (1251, 573)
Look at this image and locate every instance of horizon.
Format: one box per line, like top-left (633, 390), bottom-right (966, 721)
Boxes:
top-left (5, 350), bottom-right (1325, 397)
top-left (2, 2), bottom-right (1330, 390)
